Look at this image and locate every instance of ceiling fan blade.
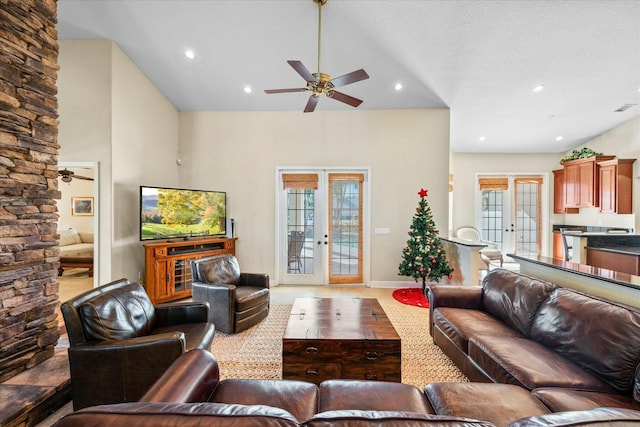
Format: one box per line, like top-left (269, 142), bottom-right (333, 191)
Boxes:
top-left (75, 175), bottom-right (94, 181)
top-left (327, 90), bottom-right (363, 108)
top-left (287, 60), bottom-right (316, 83)
top-left (304, 95), bottom-right (319, 113)
top-left (329, 69), bottom-right (369, 88)
top-left (264, 88), bottom-right (308, 94)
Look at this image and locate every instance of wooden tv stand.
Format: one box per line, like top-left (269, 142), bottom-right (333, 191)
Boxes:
top-left (143, 236), bottom-right (236, 304)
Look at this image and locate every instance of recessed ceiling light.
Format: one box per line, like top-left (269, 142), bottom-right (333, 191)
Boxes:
top-left (555, 136), bottom-right (564, 141)
top-left (479, 136), bottom-right (486, 142)
top-left (243, 86), bottom-right (252, 94)
top-left (533, 84), bottom-right (544, 93)
top-left (394, 83), bottom-right (403, 91)
top-left (184, 49), bottom-right (196, 60)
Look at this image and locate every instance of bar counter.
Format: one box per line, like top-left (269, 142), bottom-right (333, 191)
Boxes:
top-left (509, 253), bottom-right (640, 308)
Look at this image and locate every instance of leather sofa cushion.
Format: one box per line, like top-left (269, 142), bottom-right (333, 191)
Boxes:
top-left (78, 282), bottom-right (156, 341)
top-left (424, 382), bottom-right (549, 427)
top-left (506, 407), bottom-right (640, 427)
top-left (482, 270), bottom-right (556, 337)
top-left (54, 402), bottom-right (301, 427)
top-left (532, 387), bottom-right (640, 412)
top-left (531, 288), bottom-right (640, 393)
top-left (433, 307), bottom-right (522, 353)
top-left (469, 335), bottom-right (614, 392)
top-left (195, 254), bottom-right (241, 285)
top-left (303, 410), bottom-right (496, 427)
top-left (319, 379), bottom-right (434, 414)
top-left (211, 378), bottom-right (319, 422)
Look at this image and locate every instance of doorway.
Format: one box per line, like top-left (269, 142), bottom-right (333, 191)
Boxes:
top-left (57, 161), bottom-right (99, 289)
top-left (276, 168), bottom-right (370, 285)
top-left (477, 175), bottom-right (544, 257)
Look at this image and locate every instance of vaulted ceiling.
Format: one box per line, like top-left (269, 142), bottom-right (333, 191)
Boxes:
top-left (56, 0), bottom-right (640, 153)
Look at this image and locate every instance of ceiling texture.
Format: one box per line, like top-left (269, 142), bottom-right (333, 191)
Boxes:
top-left (56, 0), bottom-right (640, 153)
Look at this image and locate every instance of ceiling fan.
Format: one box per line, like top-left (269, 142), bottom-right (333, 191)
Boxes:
top-left (264, 0), bottom-right (369, 113)
top-left (58, 168), bottom-right (94, 183)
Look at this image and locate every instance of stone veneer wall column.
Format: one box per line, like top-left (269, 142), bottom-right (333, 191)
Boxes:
top-left (0, 0), bottom-right (61, 382)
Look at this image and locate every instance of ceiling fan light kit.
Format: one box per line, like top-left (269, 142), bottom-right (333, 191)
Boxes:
top-left (264, 0), bottom-right (369, 113)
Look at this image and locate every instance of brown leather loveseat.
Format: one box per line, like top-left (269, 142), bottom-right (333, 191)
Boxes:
top-left (52, 349), bottom-right (640, 426)
top-left (60, 278), bottom-right (216, 410)
top-left (428, 269), bottom-right (640, 414)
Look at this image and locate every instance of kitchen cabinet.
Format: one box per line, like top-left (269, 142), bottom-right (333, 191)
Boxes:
top-left (562, 156), bottom-right (615, 208)
top-left (553, 169), bottom-right (578, 214)
top-left (552, 231), bottom-right (565, 260)
top-left (598, 158), bottom-right (636, 214)
top-left (587, 248), bottom-right (640, 276)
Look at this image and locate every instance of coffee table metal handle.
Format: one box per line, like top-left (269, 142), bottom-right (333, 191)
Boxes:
top-left (305, 346), bottom-right (319, 354)
top-left (305, 369), bottom-right (319, 377)
top-left (365, 373), bottom-right (378, 380)
top-left (365, 351), bottom-right (378, 360)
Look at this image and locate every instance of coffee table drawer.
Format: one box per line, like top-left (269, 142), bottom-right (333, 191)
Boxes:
top-left (283, 340), bottom-right (341, 363)
top-left (341, 341), bottom-right (400, 364)
top-left (282, 363), bottom-right (341, 384)
top-left (342, 363), bottom-right (401, 382)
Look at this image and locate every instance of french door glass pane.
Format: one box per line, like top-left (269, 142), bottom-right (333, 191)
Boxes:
top-left (481, 190), bottom-right (503, 247)
top-left (329, 174), bottom-right (363, 284)
top-left (286, 189), bottom-right (314, 274)
top-left (515, 181), bottom-right (539, 257)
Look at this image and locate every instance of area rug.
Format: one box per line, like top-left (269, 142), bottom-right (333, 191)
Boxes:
top-left (392, 288), bottom-right (429, 308)
top-left (211, 302), bottom-right (467, 389)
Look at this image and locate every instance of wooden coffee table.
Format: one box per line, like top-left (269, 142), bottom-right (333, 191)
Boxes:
top-left (282, 297), bottom-right (401, 384)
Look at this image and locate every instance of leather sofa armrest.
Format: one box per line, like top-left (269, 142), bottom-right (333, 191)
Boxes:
top-left (68, 332), bottom-right (186, 409)
top-left (427, 285), bottom-right (484, 337)
top-left (428, 285), bottom-right (484, 310)
top-left (155, 301), bottom-right (210, 326)
top-left (238, 273), bottom-right (270, 288)
top-left (141, 349), bottom-right (220, 403)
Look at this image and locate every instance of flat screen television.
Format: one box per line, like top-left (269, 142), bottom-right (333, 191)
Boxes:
top-left (140, 186), bottom-right (226, 241)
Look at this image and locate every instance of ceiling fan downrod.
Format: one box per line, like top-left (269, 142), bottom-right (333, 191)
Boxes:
top-left (314, 0), bottom-right (327, 74)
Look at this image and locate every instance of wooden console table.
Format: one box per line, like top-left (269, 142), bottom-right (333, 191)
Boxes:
top-left (143, 236), bottom-right (236, 303)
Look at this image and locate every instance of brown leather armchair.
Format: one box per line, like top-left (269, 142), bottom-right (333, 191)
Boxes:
top-left (191, 254), bottom-right (270, 334)
top-left (60, 278), bottom-right (215, 410)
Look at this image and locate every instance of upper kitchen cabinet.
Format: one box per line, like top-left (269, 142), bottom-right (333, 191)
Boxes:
top-left (598, 158), bottom-right (636, 214)
top-left (553, 169), bottom-right (578, 214)
top-left (563, 156), bottom-right (615, 208)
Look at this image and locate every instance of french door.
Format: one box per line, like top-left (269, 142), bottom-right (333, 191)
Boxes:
top-left (478, 175), bottom-right (543, 257)
top-left (278, 169), bottom-right (367, 285)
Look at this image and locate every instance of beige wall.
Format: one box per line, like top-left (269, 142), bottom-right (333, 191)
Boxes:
top-left (111, 43), bottom-right (180, 281)
top-left (58, 40), bottom-right (113, 284)
top-left (57, 168), bottom-right (94, 233)
top-left (178, 109), bottom-right (451, 283)
top-left (58, 40), bottom-right (180, 283)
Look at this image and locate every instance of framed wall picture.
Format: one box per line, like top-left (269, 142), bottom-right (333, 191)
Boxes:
top-left (71, 197), bottom-right (94, 216)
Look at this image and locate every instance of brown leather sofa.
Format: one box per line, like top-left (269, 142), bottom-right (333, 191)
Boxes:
top-left (52, 349), bottom-right (640, 426)
top-left (60, 278), bottom-right (215, 410)
top-left (191, 254), bottom-right (270, 334)
top-left (428, 269), bottom-right (640, 413)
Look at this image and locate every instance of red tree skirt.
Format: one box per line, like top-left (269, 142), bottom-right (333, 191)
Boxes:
top-left (392, 288), bottom-right (429, 308)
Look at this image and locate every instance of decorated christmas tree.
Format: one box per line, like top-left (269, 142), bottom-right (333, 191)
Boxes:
top-left (398, 188), bottom-right (453, 292)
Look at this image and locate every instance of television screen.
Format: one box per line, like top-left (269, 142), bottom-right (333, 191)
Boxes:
top-left (140, 186), bottom-right (226, 241)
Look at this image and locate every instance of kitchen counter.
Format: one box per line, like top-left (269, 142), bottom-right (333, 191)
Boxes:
top-left (553, 227), bottom-right (639, 264)
top-left (508, 253), bottom-right (640, 308)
